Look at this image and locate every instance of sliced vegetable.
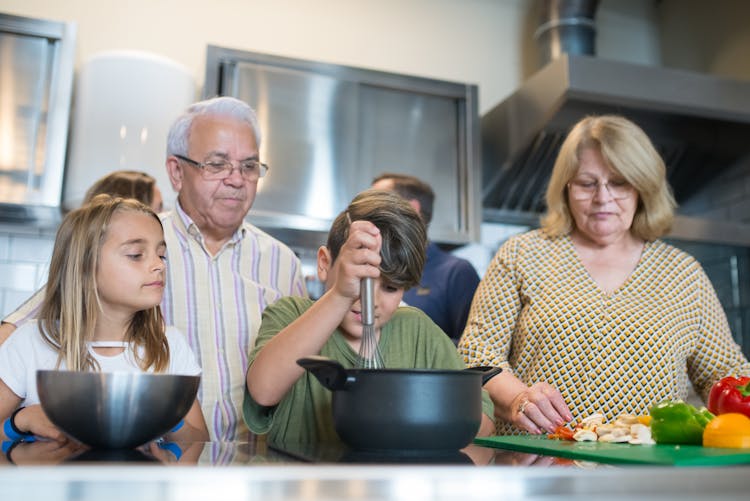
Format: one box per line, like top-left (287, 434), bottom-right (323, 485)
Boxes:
top-left (649, 400), bottom-right (715, 445)
top-left (707, 376), bottom-right (750, 419)
top-left (703, 413), bottom-right (750, 449)
top-left (548, 424), bottom-right (576, 441)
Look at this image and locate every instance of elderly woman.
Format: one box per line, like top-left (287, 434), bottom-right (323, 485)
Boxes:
top-left (459, 115), bottom-right (750, 435)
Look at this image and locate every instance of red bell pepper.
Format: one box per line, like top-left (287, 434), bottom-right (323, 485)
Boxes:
top-left (707, 376), bottom-right (750, 418)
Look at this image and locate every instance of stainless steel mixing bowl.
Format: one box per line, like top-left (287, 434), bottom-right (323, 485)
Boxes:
top-left (37, 370), bottom-right (200, 449)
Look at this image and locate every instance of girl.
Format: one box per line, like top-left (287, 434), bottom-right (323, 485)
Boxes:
top-left (0, 195), bottom-right (208, 443)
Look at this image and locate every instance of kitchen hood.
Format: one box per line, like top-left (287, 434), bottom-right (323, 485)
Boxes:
top-left (481, 53), bottom-right (750, 225)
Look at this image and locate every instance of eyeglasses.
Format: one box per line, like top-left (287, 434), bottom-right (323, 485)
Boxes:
top-left (174, 154), bottom-right (268, 181)
top-left (567, 177), bottom-right (634, 200)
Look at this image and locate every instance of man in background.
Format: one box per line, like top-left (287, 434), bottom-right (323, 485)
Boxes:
top-left (372, 173), bottom-right (480, 343)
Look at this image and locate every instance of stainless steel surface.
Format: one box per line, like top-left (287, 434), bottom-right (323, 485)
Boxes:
top-left (361, 277), bottom-right (375, 326)
top-left (535, 0), bottom-right (599, 65)
top-left (36, 370), bottom-right (200, 449)
top-left (3, 462), bottom-right (750, 501)
top-left (0, 13), bottom-right (76, 225)
top-left (204, 46), bottom-right (481, 246)
top-left (481, 53), bottom-right (750, 230)
top-left (356, 276), bottom-right (384, 369)
top-left (3, 436), bottom-right (750, 500)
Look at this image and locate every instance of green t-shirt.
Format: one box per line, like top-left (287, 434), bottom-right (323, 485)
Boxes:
top-left (243, 296), bottom-right (495, 445)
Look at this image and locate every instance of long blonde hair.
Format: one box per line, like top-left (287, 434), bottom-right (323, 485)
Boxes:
top-left (38, 195), bottom-right (170, 372)
top-left (541, 115), bottom-right (676, 241)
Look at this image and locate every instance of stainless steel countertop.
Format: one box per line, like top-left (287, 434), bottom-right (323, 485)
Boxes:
top-left (2, 440), bottom-right (749, 500)
top-left (3, 463), bottom-right (750, 501)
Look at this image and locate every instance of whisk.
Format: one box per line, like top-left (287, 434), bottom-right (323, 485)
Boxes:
top-left (356, 276), bottom-right (385, 369)
top-left (345, 210), bottom-right (385, 369)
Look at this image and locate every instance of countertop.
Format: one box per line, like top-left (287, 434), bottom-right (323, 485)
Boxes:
top-left (2, 437), bottom-right (750, 501)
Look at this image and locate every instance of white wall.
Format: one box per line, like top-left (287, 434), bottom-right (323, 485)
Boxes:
top-left (1, 0), bottom-right (529, 114)
top-left (1, 0), bottom-right (668, 115)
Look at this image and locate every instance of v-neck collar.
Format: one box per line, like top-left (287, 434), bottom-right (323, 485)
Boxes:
top-left (561, 233), bottom-right (652, 297)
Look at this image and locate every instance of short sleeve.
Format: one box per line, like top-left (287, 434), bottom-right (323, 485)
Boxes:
top-left (0, 323), bottom-right (43, 399)
top-left (165, 327), bottom-right (202, 376)
top-left (2, 288), bottom-right (44, 327)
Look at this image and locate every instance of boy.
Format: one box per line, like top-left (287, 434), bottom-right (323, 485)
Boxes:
top-left (244, 189), bottom-right (494, 444)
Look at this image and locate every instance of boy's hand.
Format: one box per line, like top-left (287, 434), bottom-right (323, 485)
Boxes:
top-left (13, 404), bottom-right (68, 443)
top-left (332, 220), bottom-right (382, 300)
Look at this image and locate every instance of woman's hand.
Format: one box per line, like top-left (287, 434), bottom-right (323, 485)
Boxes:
top-left (485, 372), bottom-right (572, 434)
top-left (509, 383), bottom-right (572, 434)
top-left (12, 405), bottom-right (68, 443)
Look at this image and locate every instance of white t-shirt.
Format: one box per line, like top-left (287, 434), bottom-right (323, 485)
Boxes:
top-left (0, 321), bottom-right (201, 406)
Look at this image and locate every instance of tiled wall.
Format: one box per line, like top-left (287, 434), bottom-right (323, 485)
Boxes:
top-left (0, 225), bottom-right (55, 318)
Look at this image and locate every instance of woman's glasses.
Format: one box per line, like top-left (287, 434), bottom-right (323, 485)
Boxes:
top-left (568, 177), bottom-right (634, 200)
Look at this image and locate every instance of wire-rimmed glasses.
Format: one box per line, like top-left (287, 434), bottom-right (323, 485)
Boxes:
top-left (175, 154), bottom-right (268, 181)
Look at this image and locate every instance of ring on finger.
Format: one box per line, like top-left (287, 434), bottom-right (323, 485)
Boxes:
top-left (518, 398), bottom-right (530, 415)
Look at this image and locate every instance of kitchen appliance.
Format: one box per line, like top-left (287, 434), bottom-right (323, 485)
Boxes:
top-left (204, 45), bottom-right (480, 247)
top-left (37, 370), bottom-right (200, 449)
top-left (297, 356), bottom-right (501, 451)
top-left (63, 50), bottom-right (196, 210)
top-left (0, 12), bottom-right (75, 224)
top-left (481, 0), bottom-right (750, 243)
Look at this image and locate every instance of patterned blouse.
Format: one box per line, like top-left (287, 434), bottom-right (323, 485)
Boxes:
top-left (459, 229), bottom-right (750, 434)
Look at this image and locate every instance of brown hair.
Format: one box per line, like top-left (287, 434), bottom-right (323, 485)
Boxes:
top-left (39, 194), bottom-right (170, 372)
top-left (372, 172), bottom-right (435, 225)
top-left (327, 189), bottom-right (427, 289)
top-left (84, 170), bottom-right (157, 208)
top-left (541, 115), bottom-right (676, 241)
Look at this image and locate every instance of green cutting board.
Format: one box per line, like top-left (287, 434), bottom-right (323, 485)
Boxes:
top-left (474, 435), bottom-right (750, 466)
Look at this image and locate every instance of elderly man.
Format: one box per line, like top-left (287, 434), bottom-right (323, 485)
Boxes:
top-left (0, 97), bottom-right (307, 441)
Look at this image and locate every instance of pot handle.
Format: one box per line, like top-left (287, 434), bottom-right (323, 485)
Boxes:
top-left (466, 366), bottom-right (503, 385)
top-left (297, 355), bottom-right (350, 391)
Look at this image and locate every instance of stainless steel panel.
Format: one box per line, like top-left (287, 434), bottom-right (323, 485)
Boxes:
top-left (231, 62), bottom-right (359, 228)
top-left (0, 13), bottom-right (76, 224)
top-left (205, 46), bottom-right (480, 245)
top-left (482, 53), bottom-right (750, 215)
top-left (357, 84), bottom-right (463, 239)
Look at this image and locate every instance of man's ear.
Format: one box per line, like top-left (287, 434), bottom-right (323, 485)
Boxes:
top-left (165, 156), bottom-right (183, 192)
top-left (408, 198), bottom-right (422, 219)
top-left (317, 246), bottom-right (332, 282)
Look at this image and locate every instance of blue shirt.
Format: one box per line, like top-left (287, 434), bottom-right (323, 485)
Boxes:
top-left (403, 242), bottom-right (481, 343)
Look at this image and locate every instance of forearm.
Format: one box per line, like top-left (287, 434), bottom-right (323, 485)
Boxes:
top-left (484, 370), bottom-right (529, 421)
top-left (477, 412), bottom-right (495, 437)
top-left (0, 323), bottom-right (17, 347)
top-left (168, 400), bottom-right (208, 442)
top-left (247, 290), bottom-right (352, 406)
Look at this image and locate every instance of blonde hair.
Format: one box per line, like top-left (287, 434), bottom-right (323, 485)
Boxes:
top-left (39, 194), bottom-right (170, 372)
top-left (541, 115), bottom-right (677, 241)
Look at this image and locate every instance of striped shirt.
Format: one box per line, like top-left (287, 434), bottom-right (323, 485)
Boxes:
top-left (161, 202), bottom-right (306, 441)
top-left (459, 229), bottom-right (750, 434)
top-left (3, 201), bottom-right (307, 441)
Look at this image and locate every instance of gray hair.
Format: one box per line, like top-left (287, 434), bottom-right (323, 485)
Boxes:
top-left (166, 96), bottom-right (261, 156)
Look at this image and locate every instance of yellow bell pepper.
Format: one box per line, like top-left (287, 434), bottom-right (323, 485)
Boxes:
top-left (702, 413), bottom-right (750, 448)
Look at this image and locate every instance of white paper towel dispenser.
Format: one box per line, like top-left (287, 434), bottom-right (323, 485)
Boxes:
top-left (63, 50), bottom-right (196, 211)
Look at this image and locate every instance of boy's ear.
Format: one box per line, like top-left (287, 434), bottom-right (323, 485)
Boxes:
top-left (317, 246), bottom-right (332, 282)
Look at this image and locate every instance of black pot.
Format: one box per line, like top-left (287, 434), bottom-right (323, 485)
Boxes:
top-left (297, 356), bottom-right (501, 451)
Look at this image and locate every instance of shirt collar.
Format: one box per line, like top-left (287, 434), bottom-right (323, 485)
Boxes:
top-left (173, 199), bottom-right (246, 246)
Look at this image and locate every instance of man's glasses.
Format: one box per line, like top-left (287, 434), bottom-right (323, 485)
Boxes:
top-left (567, 177), bottom-right (634, 200)
top-left (175, 154), bottom-right (268, 181)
